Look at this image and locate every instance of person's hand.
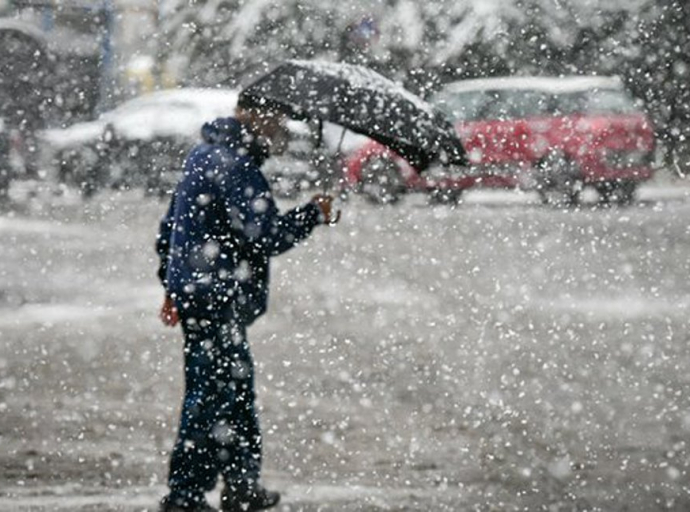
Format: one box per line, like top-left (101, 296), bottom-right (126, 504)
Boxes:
top-left (311, 194), bottom-right (341, 225)
top-left (160, 295), bottom-right (179, 327)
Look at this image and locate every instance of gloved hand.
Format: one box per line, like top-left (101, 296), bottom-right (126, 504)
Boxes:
top-left (311, 194), bottom-right (341, 225)
top-left (160, 295), bottom-right (179, 327)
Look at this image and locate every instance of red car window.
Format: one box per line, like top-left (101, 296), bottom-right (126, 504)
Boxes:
top-left (432, 89), bottom-right (553, 122)
top-left (432, 90), bottom-right (488, 122)
top-left (479, 89), bottom-right (552, 120)
top-left (432, 86), bottom-right (641, 123)
top-left (554, 89), bottom-right (639, 116)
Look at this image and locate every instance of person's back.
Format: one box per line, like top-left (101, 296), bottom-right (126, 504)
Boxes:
top-left (165, 118), bottom-right (267, 321)
top-left (161, 116), bottom-right (324, 324)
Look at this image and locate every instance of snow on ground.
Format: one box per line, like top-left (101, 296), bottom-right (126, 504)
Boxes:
top-left (1, 181), bottom-right (690, 510)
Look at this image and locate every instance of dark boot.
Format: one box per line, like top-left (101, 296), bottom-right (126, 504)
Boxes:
top-left (160, 495), bottom-right (218, 512)
top-left (221, 485), bottom-right (280, 512)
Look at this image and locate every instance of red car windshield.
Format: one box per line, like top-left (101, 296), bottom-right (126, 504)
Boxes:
top-left (554, 89), bottom-right (639, 116)
top-left (431, 87), bottom-right (639, 122)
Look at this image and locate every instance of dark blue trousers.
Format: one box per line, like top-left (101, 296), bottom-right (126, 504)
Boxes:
top-left (167, 316), bottom-right (262, 506)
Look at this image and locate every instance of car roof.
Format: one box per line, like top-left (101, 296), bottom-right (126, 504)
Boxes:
top-left (42, 88), bottom-right (239, 147)
top-left (116, 88), bottom-right (238, 110)
top-left (440, 76), bottom-right (624, 94)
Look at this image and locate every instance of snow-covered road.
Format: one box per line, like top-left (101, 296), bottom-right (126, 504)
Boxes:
top-left (1, 182), bottom-right (689, 511)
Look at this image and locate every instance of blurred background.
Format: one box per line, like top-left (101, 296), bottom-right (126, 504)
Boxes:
top-left (2, 3), bottom-right (690, 510)
top-left (0, 1), bottom-right (688, 153)
top-left (1, 0), bottom-right (689, 202)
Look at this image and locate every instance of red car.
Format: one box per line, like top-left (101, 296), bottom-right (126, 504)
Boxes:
top-left (342, 76), bottom-right (656, 205)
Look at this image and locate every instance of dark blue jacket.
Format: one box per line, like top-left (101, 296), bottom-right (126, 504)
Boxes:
top-left (156, 117), bottom-right (321, 325)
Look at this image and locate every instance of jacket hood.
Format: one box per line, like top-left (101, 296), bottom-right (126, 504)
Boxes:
top-left (201, 117), bottom-right (244, 145)
top-left (201, 117), bottom-right (270, 165)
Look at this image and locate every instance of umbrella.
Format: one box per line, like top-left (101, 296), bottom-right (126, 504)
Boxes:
top-left (237, 60), bottom-right (467, 171)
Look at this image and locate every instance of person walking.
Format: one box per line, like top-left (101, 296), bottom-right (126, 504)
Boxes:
top-left (155, 106), bottom-right (337, 512)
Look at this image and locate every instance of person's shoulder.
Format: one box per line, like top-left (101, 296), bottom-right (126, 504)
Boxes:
top-left (187, 142), bottom-right (220, 163)
top-left (186, 143), bottom-right (237, 173)
top-left (220, 158), bottom-right (271, 199)
top-left (236, 156), bottom-right (270, 183)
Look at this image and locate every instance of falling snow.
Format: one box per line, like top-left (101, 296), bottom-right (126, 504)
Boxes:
top-left (1, 1), bottom-right (690, 511)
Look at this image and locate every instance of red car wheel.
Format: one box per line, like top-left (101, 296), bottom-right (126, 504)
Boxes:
top-left (358, 156), bottom-right (405, 204)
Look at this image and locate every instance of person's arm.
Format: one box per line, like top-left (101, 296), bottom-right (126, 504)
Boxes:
top-left (155, 194), bottom-right (176, 287)
top-left (223, 161), bottom-right (330, 256)
top-left (155, 194), bottom-right (179, 327)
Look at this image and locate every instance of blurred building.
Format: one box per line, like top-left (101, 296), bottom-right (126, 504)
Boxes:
top-left (113, 0), bottom-right (160, 95)
top-left (1, 0), bottom-right (161, 124)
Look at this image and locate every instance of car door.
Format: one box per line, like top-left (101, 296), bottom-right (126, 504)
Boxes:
top-left (457, 89), bottom-right (549, 167)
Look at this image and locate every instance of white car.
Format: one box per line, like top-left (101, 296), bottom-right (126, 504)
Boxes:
top-left (41, 88), bottom-right (239, 196)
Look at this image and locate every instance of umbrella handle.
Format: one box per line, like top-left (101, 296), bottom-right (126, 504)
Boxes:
top-left (329, 209), bottom-right (342, 226)
top-left (323, 127), bottom-right (347, 193)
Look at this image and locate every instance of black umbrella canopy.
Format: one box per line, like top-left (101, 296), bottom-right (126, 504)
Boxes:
top-left (238, 60), bottom-right (467, 170)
